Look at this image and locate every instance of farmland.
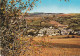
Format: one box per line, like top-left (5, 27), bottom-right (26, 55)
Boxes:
top-left (34, 36), bottom-right (80, 56)
top-left (19, 36), bottom-right (80, 56)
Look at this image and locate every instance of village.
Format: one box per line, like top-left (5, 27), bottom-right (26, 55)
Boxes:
top-left (27, 26), bottom-right (80, 37)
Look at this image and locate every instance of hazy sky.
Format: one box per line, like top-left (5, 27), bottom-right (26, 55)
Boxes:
top-left (29, 0), bottom-right (80, 13)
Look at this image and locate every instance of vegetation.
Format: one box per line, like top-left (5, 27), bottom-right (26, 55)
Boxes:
top-left (54, 14), bottom-right (80, 30)
top-left (26, 13), bottom-right (80, 31)
top-left (0, 0), bottom-right (41, 56)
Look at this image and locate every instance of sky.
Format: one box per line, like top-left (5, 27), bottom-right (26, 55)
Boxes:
top-left (29, 0), bottom-right (80, 13)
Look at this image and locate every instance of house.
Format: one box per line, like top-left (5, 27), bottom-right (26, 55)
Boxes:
top-left (60, 29), bottom-right (69, 35)
top-left (78, 31), bottom-right (80, 35)
top-left (74, 30), bottom-right (80, 35)
top-left (38, 27), bottom-right (60, 36)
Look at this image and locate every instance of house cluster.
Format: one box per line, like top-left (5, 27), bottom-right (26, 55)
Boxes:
top-left (37, 26), bottom-right (74, 36)
top-left (27, 26), bottom-right (77, 37)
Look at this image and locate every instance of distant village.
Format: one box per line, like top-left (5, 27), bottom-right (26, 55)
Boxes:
top-left (27, 26), bottom-right (80, 37)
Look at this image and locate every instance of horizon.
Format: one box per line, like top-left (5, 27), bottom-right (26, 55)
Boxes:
top-left (26, 12), bottom-right (80, 14)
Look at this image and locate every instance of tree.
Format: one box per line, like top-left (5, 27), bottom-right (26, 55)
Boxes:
top-left (0, 0), bottom-right (41, 56)
top-left (0, 0), bottom-right (41, 27)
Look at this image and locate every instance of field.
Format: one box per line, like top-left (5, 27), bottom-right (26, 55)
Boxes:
top-left (19, 35), bottom-right (80, 56)
top-left (32, 36), bottom-right (80, 56)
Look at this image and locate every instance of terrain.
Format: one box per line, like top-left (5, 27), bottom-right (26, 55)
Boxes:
top-left (25, 13), bottom-right (80, 30)
top-left (34, 36), bottom-right (80, 56)
top-left (19, 35), bottom-right (80, 56)
top-left (19, 13), bottom-right (80, 56)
